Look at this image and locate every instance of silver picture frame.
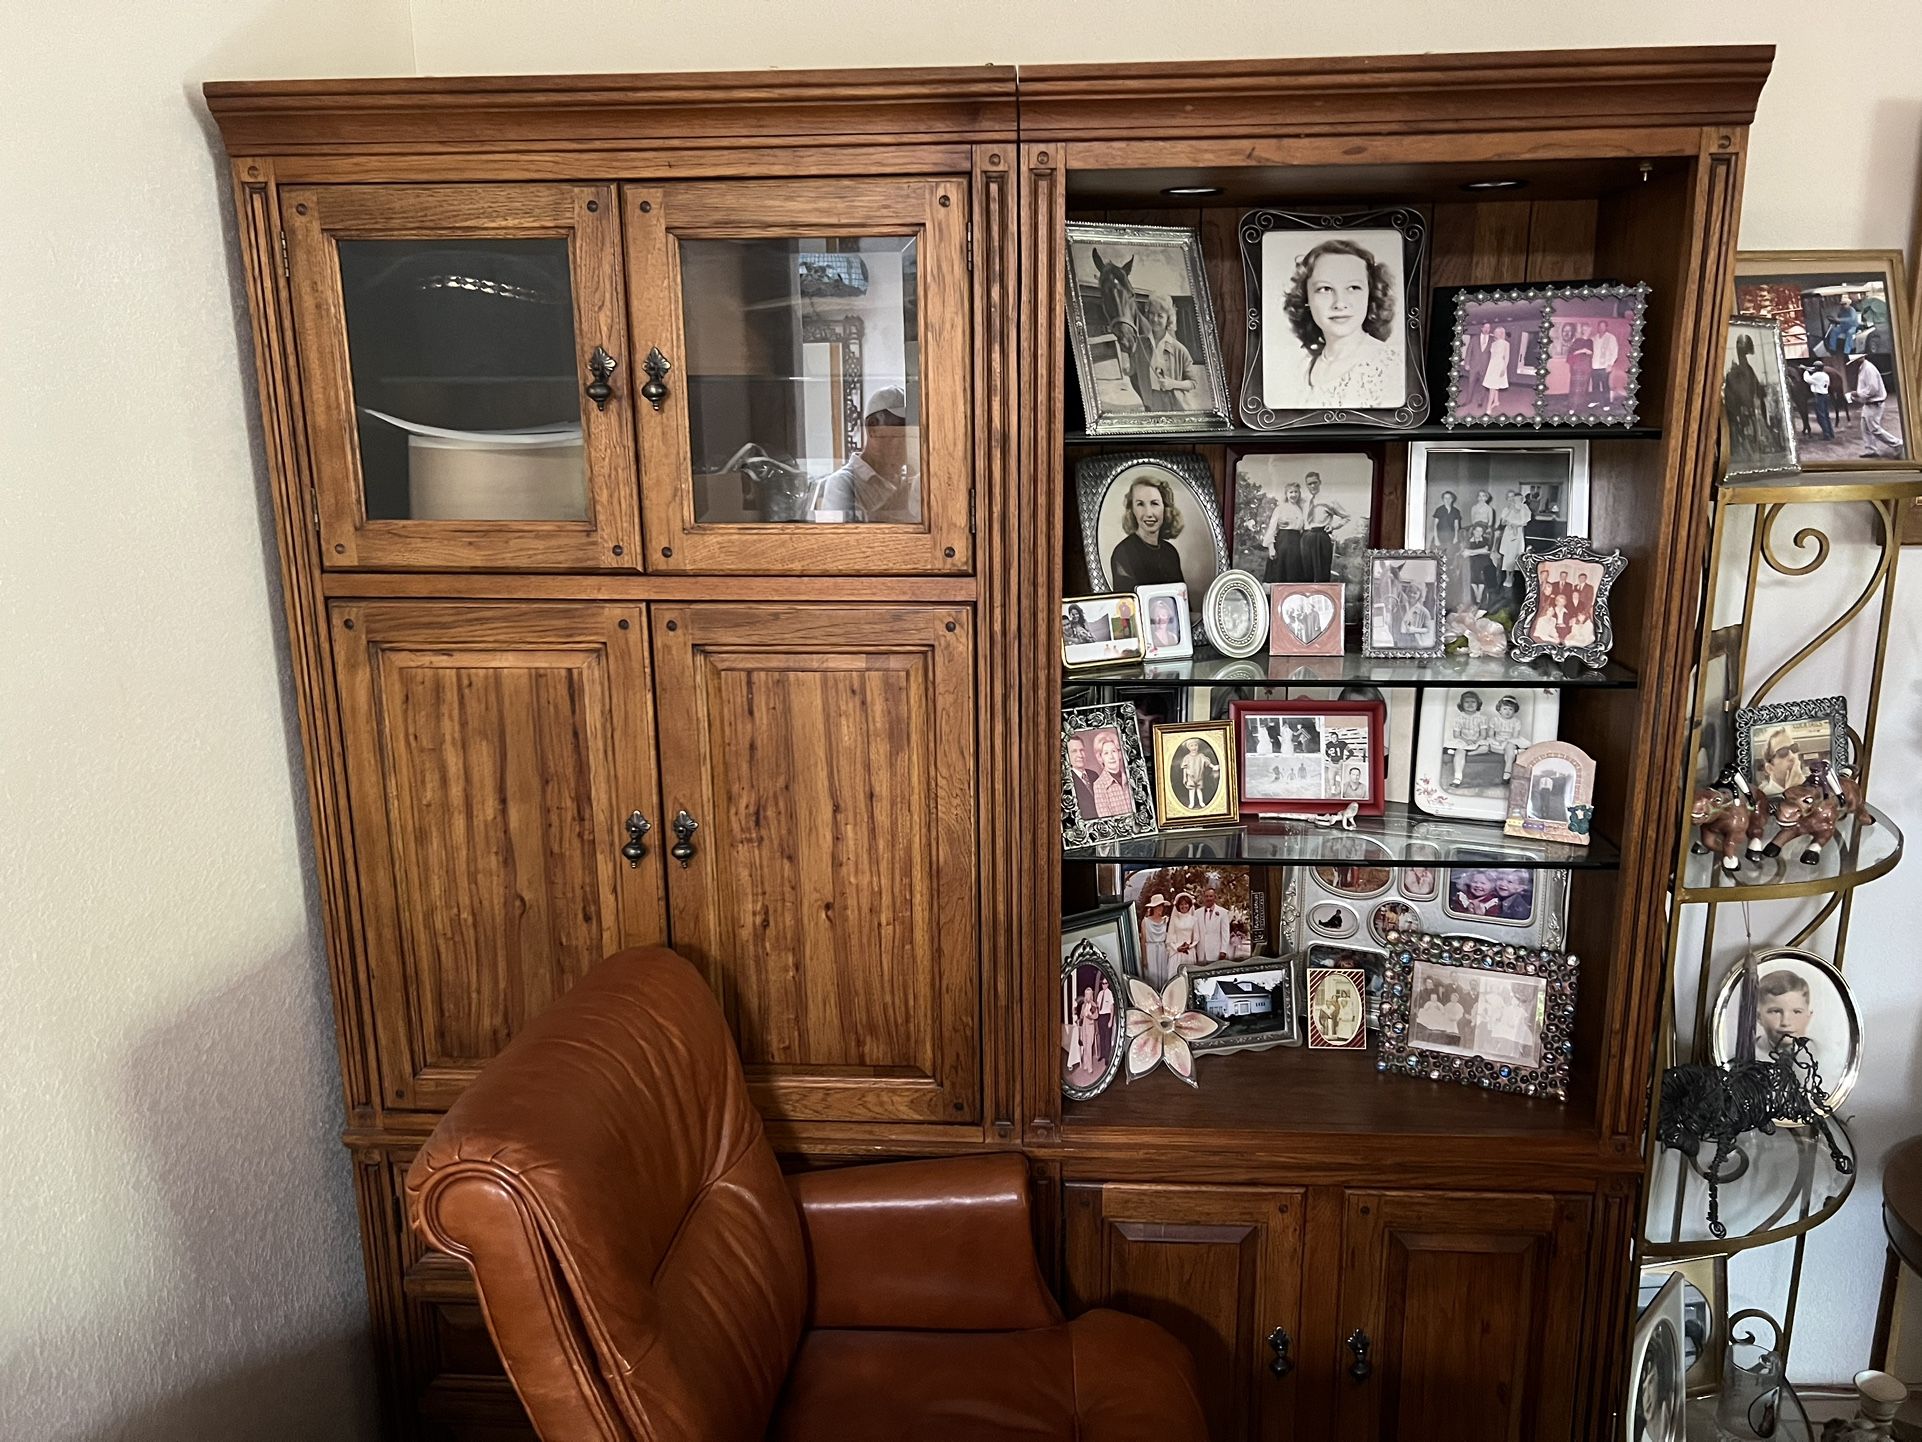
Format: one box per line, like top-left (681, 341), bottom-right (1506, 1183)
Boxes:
top-left (1201, 569), bottom-right (1270, 657)
top-left (1445, 282), bottom-right (1650, 429)
top-left (1731, 695), bottom-right (1851, 800)
top-left (1065, 221), bottom-right (1233, 436)
top-left (1186, 956), bottom-right (1302, 1054)
top-left (1294, 835), bottom-right (1570, 953)
top-left (1237, 207), bottom-right (1431, 431)
top-left (1060, 938), bottom-right (1129, 1102)
top-left (1628, 1273), bottom-right (1687, 1442)
top-left (1361, 548), bottom-right (1449, 659)
top-left (1076, 452), bottom-right (1231, 615)
top-left (1708, 947), bottom-right (1862, 1125)
top-left (1722, 315), bottom-right (1801, 479)
top-left (1061, 703), bottom-right (1158, 848)
top-left (1509, 535), bottom-right (1626, 670)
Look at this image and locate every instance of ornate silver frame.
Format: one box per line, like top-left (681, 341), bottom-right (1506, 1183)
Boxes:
top-left (1544, 283), bottom-right (1649, 428)
top-left (1508, 535), bottom-right (1626, 669)
top-left (1361, 547), bottom-right (1449, 659)
top-left (1708, 947), bottom-right (1861, 1125)
top-left (1443, 282), bottom-right (1650, 429)
top-left (1722, 315), bottom-right (1801, 477)
top-left (1064, 221), bottom-right (1233, 436)
top-left (1442, 287), bottom-right (1550, 428)
top-left (1076, 452), bottom-right (1230, 599)
top-left (1377, 932), bottom-right (1581, 1101)
top-left (1186, 956), bottom-right (1302, 1054)
top-left (1201, 569), bottom-right (1269, 657)
top-left (1060, 703), bottom-right (1158, 847)
top-left (1731, 695), bottom-right (1852, 790)
top-left (1237, 207), bottom-right (1431, 432)
top-left (1060, 938), bottom-right (1129, 1102)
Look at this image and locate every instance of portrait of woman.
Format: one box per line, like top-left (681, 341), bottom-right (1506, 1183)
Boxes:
top-left (1078, 455), bottom-right (1228, 614)
top-left (1109, 472), bottom-right (1185, 592)
top-left (1089, 728), bottom-right (1134, 818)
top-left (1273, 235), bottom-right (1407, 410)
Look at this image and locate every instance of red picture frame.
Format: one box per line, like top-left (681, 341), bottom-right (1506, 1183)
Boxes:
top-left (1230, 698), bottom-right (1387, 817)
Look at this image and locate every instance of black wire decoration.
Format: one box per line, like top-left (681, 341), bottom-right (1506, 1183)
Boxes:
top-left (1656, 1038), bottom-right (1853, 1238)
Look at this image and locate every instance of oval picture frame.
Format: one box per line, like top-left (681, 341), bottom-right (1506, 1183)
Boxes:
top-left (1709, 947), bottom-right (1861, 1125)
top-left (1060, 938), bottom-right (1129, 1103)
top-left (1202, 569), bottom-right (1271, 657)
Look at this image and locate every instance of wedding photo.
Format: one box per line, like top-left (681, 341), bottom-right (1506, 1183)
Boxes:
top-left (1061, 945), bottom-right (1125, 1099)
top-left (1449, 293), bottom-right (1546, 421)
top-left (1123, 864), bottom-right (1260, 985)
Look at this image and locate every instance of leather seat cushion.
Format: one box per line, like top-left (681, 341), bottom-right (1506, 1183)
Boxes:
top-left (768, 1308), bottom-right (1206, 1442)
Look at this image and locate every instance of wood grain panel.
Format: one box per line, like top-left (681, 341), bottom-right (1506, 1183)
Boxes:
top-left (283, 183), bottom-right (641, 572)
top-left (626, 177), bottom-right (972, 576)
top-left (1064, 1183), bottom-right (1304, 1442)
top-left (652, 603), bottom-right (979, 1123)
top-left (1335, 1191), bottom-right (1589, 1442)
top-left (332, 601), bottom-right (665, 1110)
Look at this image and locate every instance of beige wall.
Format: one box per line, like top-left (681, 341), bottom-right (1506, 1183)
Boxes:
top-left (2, 5), bottom-right (1916, 1435)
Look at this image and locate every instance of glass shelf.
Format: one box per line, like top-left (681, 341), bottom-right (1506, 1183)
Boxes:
top-left (1642, 1115), bottom-right (1856, 1260)
top-left (1684, 1383), bottom-right (1815, 1442)
top-left (1676, 804), bottom-right (1901, 903)
top-left (1064, 423), bottom-right (1664, 446)
top-left (1062, 801), bottom-right (1619, 870)
top-left (1065, 647), bottom-right (1638, 691)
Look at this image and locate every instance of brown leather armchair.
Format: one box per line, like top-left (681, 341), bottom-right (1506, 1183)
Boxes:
top-left (406, 947), bottom-right (1208, 1442)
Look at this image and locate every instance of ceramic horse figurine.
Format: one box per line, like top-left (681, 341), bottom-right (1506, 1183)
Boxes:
top-left (1690, 783), bottom-right (1763, 870)
top-left (1763, 780), bottom-right (1843, 864)
top-left (1089, 247), bottom-right (1160, 414)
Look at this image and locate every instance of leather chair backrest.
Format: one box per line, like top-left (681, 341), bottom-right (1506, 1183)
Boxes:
top-left (408, 948), bottom-right (807, 1442)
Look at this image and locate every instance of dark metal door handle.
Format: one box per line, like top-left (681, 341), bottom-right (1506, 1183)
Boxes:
top-left (641, 346), bottom-right (672, 411)
top-left (1346, 1329), bottom-right (1372, 1383)
top-left (620, 811), bottom-right (651, 867)
top-left (1265, 1326), bottom-right (1292, 1379)
top-left (585, 346), bottom-right (618, 411)
top-left (670, 809), bottom-right (699, 867)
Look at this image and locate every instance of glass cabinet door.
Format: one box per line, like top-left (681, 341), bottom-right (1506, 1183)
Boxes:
top-left (625, 178), bottom-right (972, 574)
top-left (283, 184), bottom-right (641, 571)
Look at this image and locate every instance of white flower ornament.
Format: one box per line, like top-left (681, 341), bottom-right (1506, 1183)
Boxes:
top-left (1125, 975), bottom-right (1222, 1087)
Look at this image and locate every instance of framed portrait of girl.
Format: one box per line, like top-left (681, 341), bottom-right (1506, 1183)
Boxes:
top-left (1076, 452), bottom-right (1229, 616)
top-left (1237, 207), bottom-right (1431, 431)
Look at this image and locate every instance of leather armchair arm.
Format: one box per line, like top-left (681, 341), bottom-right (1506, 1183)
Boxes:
top-left (788, 1152), bottom-right (1064, 1332)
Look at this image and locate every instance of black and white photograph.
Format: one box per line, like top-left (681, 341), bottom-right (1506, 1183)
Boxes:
top-left (1061, 593), bottom-right (1143, 669)
top-left (1306, 967), bottom-right (1370, 1049)
top-left (1200, 568), bottom-right (1271, 658)
top-left (1152, 721), bottom-right (1238, 830)
top-left (1413, 687), bottom-right (1560, 821)
top-left (1448, 291), bottom-right (1547, 423)
top-left (1060, 704), bottom-right (1158, 847)
top-left (1736, 253), bottom-right (1916, 466)
top-left (1136, 582), bottom-right (1194, 661)
top-left (1306, 943), bottom-right (1387, 1032)
top-left (1504, 741), bottom-right (1597, 847)
top-left (1510, 537), bottom-right (1626, 670)
top-left (1711, 948), bottom-right (1861, 1120)
top-left (1443, 855), bottom-right (1537, 926)
top-left (1065, 221), bottom-right (1233, 436)
top-left (1060, 940), bottom-right (1127, 1101)
top-left (1733, 695), bottom-right (1850, 798)
top-left (1362, 549), bottom-right (1446, 658)
top-left (1123, 864), bottom-right (1263, 986)
top-left (1407, 958), bottom-right (1547, 1070)
top-left (1722, 316), bottom-right (1800, 477)
top-left (1269, 582), bottom-right (1346, 658)
top-left (1188, 959), bottom-right (1300, 1053)
top-left (1404, 441), bottom-right (1589, 622)
top-left (1228, 450), bottom-right (1377, 606)
top-left (1239, 209), bottom-right (1429, 430)
top-left (1629, 1274), bottom-right (1686, 1442)
top-left (1077, 453), bottom-right (1229, 615)
top-left (1541, 286), bottom-right (1648, 425)
top-left (1233, 700), bottom-right (1383, 816)
top-left (1637, 1260), bottom-right (1726, 1398)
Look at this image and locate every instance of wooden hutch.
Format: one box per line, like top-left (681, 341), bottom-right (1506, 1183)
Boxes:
top-left (206, 45), bottom-right (1772, 1441)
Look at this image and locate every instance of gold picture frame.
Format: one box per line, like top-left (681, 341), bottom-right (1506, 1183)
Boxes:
top-left (1151, 720), bottom-right (1238, 828)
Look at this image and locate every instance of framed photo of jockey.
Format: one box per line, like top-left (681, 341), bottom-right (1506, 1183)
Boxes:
top-left (1721, 315), bottom-right (1801, 479)
top-left (1064, 221), bottom-right (1232, 436)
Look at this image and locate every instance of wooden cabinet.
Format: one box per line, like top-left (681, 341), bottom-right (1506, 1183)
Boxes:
top-left (331, 601), bottom-right (667, 1111)
top-left (284, 184), bottom-right (642, 572)
top-left (1064, 1183), bottom-right (1304, 1442)
top-left (652, 602), bottom-right (980, 1123)
top-left (626, 178), bottom-right (974, 574)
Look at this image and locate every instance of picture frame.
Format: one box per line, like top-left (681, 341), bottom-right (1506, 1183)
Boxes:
top-left (1306, 967), bottom-right (1370, 1049)
top-left (1735, 250), bottom-right (1918, 469)
top-left (1269, 581), bottom-right (1346, 657)
top-left (1226, 449), bottom-right (1379, 622)
top-left (1188, 957), bottom-right (1302, 1054)
top-left (1238, 207), bottom-right (1431, 431)
top-left (1378, 932), bottom-right (1580, 1101)
top-left (1403, 440), bottom-right (1590, 628)
top-left (1732, 695), bottom-right (1851, 800)
top-left (1710, 947), bottom-right (1861, 1123)
top-left (1294, 835), bottom-right (1571, 953)
top-left (1362, 548), bottom-right (1447, 658)
top-left (1504, 741), bottom-right (1598, 847)
top-left (1076, 452), bottom-right (1230, 616)
top-left (1064, 220), bottom-right (1232, 437)
top-left (1061, 704), bottom-right (1158, 847)
top-left (1153, 721), bottom-right (1238, 831)
top-left (1307, 942), bottom-right (1387, 1034)
top-left (1136, 581), bottom-right (1194, 661)
top-left (1413, 687), bottom-right (1562, 821)
top-left (1060, 938), bottom-right (1128, 1102)
top-left (1122, 863), bottom-right (1269, 987)
top-left (1201, 569), bottom-right (1270, 658)
top-left (1445, 283), bottom-right (1649, 429)
top-left (1231, 697), bottom-right (1386, 817)
top-left (1061, 593), bottom-right (1144, 670)
top-left (1541, 284), bottom-right (1649, 427)
top-left (1062, 901), bottom-right (1141, 981)
top-left (1722, 315), bottom-right (1801, 478)
top-left (1638, 1258), bottom-right (1727, 1399)
top-left (1509, 536), bottom-right (1626, 670)
top-left (1445, 287), bottom-right (1549, 426)
top-left (1628, 1272), bottom-right (1687, 1442)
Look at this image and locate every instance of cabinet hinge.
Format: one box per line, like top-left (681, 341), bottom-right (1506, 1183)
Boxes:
top-left (279, 230), bottom-right (290, 281)
top-left (969, 489), bottom-right (977, 536)
top-left (309, 484), bottom-right (321, 538)
top-left (966, 222), bottom-right (974, 273)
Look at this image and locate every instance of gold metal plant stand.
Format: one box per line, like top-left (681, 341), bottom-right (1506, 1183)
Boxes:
top-left (1644, 470), bottom-right (1922, 1367)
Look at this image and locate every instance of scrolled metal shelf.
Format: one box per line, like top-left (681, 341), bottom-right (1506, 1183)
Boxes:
top-left (1717, 470), bottom-right (1922, 507)
top-left (1675, 803), bottom-right (1901, 903)
top-left (1642, 1113), bottom-right (1857, 1261)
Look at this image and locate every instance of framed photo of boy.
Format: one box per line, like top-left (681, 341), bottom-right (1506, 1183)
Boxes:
top-left (1065, 221), bottom-right (1233, 436)
top-left (1231, 697), bottom-right (1386, 817)
top-left (1735, 251), bottom-right (1918, 469)
top-left (1710, 947), bottom-right (1861, 1123)
top-left (1153, 721), bottom-right (1238, 829)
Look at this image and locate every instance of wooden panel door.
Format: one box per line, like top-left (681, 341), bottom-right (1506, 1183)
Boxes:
top-left (1333, 1190), bottom-right (1590, 1442)
top-left (285, 183), bottom-right (641, 571)
top-left (333, 601), bottom-right (666, 1111)
top-left (652, 603), bottom-right (978, 1123)
top-left (1063, 1183), bottom-right (1305, 1442)
top-left (626, 178), bottom-right (972, 575)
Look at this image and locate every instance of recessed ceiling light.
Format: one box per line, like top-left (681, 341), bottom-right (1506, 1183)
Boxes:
top-left (1163, 185), bottom-right (1223, 197)
top-left (1462, 178), bottom-right (1528, 192)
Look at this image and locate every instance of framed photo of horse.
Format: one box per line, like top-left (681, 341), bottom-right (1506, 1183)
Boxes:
top-left (1065, 221), bottom-right (1233, 436)
top-left (1721, 315), bottom-right (1801, 479)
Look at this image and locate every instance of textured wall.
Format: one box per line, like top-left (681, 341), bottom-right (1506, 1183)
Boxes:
top-left (0, 2), bottom-right (411, 1438)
